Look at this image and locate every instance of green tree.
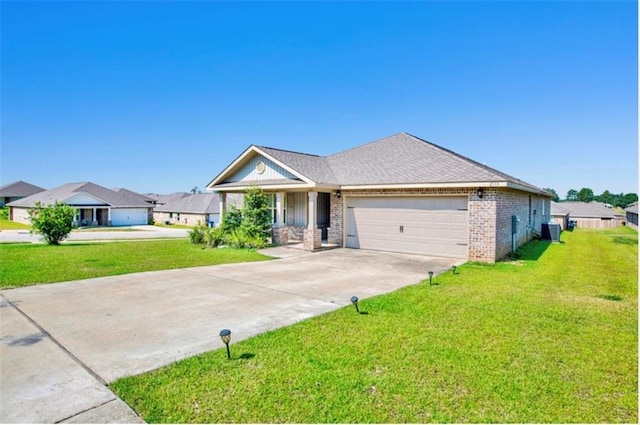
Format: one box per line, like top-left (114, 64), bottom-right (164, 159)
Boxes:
top-left (28, 201), bottom-right (76, 245)
top-left (622, 193), bottom-right (638, 208)
top-left (577, 187), bottom-right (594, 202)
top-left (240, 187), bottom-right (272, 242)
top-left (543, 188), bottom-right (560, 202)
top-left (566, 189), bottom-right (578, 201)
top-left (221, 205), bottom-right (243, 233)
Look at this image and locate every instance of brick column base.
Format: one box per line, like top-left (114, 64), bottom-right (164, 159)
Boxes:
top-left (272, 226), bottom-right (289, 246)
top-left (303, 228), bottom-right (322, 251)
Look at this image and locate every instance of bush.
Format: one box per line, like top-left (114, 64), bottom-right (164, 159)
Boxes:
top-left (240, 187), bottom-right (272, 242)
top-left (188, 223), bottom-right (206, 245)
top-left (226, 228), bottom-right (268, 249)
top-left (203, 226), bottom-right (226, 248)
top-left (0, 207), bottom-right (8, 220)
top-left (28, 202), bottom-right (76, 245)
top-left (221, 205), bottom-right (242, 234)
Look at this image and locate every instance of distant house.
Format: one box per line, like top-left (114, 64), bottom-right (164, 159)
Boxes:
top-left (625, 202), bottom-right (638, 230)
top-left (153, 193), bottom-right (220, 227)
top-left (551, 201), bottom-right (625, 229)
top-left (0, 181), bottom-right (45, 207)
top-left (550, 202), bottom-right (570, 230)
top-left (8, 182), bottom-right (153, 226)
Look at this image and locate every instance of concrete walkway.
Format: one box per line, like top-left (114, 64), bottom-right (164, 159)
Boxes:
top-left (0, 248), bottom-right (460, 423)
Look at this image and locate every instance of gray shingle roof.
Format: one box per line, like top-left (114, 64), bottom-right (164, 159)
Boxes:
top-left (154, 193), bottom-right (220, 214)
top-left (553, 201), bottom-right (624, 219)
top-left (0, 181), bottom-right (46, 197)
top-left (327, 133), bottom-right (541, 189)
top-left (211, 132), bottom-right (549, 196)
top-left (7, 182), bottom-right (151, 208)
top-left (625, 202), bottom-right (638, 214)
top-left (258, 147), bottom-right (338, 184)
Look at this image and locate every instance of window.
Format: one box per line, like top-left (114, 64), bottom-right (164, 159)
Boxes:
top-left (267, 194), bottom-right (287, 224)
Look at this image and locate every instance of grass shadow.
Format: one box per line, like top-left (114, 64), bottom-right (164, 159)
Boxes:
top-left (513, 239), bottom-right (552, 261)
top-left (238, 353), bottom-right (256, 360)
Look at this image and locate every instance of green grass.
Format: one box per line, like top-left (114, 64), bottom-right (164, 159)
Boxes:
top-left (111, 228), bottom-right (638, 423)
top-left (0, 240), bottom-right (271, 288)
top-left (0, 216), bottom-right (30, 230)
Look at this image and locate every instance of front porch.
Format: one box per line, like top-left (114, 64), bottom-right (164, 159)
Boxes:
top-left (220, 190), bottom-right (343, 251)
top-left (74, 207), bottom-right (111, 227)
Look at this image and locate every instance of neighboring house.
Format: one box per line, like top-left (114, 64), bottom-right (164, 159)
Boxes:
top-left (207, 132), bottom-right (552, 263)
top-left (153, 193), bottom-right (221, 227)
top-left (8, 182), bottom-right (153, 226)
top-left (625, 202), bottom-right (638, 229)
top-left (550, 202), bottom-right (570, 230)
top-left (146, 192), bottom-right (190, 206)
top-left (551, 201), bottom-right (625, 229)
top-left (0, 181), bottom-right (46, 207)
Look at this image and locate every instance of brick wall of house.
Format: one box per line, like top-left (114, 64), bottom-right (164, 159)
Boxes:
top-left (328, 192), bottom-right (343, 245)
top-left (468, 189), bottom-right (497, 262)
top-left (340, 187), bottom-right (549, 263)
top-left (154, 212), bottom-right (208, 226)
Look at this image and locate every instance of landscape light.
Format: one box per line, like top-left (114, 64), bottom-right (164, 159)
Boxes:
top-left (428, 271), bottom-right (434, 285)
top-left (350, 296), bottom-right (360, 314)
top-left (219, 329), bottom-right (232, 360)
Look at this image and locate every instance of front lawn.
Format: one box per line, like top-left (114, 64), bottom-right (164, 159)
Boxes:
top-left (111, 228), bottom-right (638, 423)
top-left (0, 216), bottom-right (30, 230)
top-left (0, 240), bottom-right (271, 289)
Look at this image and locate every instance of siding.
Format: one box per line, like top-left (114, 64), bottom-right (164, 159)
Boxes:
top-left (228, 156), bottom-right (297, 182)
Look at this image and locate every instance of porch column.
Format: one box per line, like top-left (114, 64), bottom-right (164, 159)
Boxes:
top-left (275, 192), bottom-right (286, 227)
top-left (303, 191), bottom-right (321, 250)
top-left (219, 193), bottom-right (227, 225)
top-left (92, 207), bottom-right (98, 226)
top-left (107, 208), bottom-right (112, 226)
top-left (272, 191), bottom-right (288, 246)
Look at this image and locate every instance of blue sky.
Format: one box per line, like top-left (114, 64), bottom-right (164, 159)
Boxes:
top-left (1, 1), bottom-right (637, 198)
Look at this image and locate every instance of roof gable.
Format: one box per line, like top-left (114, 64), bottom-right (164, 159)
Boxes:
top-left (7, 182), bottom-right (151, 208)
top-left (0, 181), bottom-right (46, 197)
top-left (208, 132), bottom-right (549, 196)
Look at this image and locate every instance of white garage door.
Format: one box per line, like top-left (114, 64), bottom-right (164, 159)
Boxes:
top-left (345, 196), bottom-right (468, 259)
top-left (111, 208), bottom-right (148, 226)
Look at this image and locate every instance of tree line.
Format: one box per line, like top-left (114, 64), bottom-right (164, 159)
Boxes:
top-left (543, 187), bottom-right (637, 208)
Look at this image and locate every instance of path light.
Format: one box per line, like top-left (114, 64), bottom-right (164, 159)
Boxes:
top-left (428, 271), bottom-right (434, 285)
top-left (350, 296), bottom-right (360, 314)
top-left (219, 329), bottom-right (232, 360)
top-left (452, 265), bottom-right (457, 274)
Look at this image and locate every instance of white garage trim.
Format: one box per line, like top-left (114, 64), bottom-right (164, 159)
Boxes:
top-left (345, 196), bottom-right (469, 259)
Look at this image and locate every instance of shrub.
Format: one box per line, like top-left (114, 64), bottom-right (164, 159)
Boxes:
top-left (221, 205), bottom-right (242, 234)
top-left (203, 226), bottom-right (226, 248)
top-left (226, 228), bottom-right (268, 249)
top-left (240, 187), bottom-right (272, 243)
top-left (28, 201), bottom-right (76, 245)
top-left (0, 207), bottom-right (8, 220)
top-left (188, 223), bottom-right (206, 245)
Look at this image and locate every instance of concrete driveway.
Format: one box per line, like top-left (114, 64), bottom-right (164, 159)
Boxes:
top-left (0, 248), bottom-right (459, 423)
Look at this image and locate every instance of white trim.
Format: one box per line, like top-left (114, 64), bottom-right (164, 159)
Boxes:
top-left (208, 146), bottom-right (315, 188)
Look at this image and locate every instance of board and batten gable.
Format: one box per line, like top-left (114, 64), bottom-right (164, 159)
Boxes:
top-left (225, 155), bottom-right (299, 183)
top-left (65, 193), bottom-right (108, 206)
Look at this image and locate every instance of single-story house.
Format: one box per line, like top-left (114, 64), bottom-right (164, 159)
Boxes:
top-left (207, 132), bottom-right (552, 263)
top-left (153, 193), bottom-right (221, 227)
top-left (551, 201), bottom-right (625, 229)
top-left (146, 192), bottom-right (190, 206)
top-left (550, 202), bottom-right (570, 230)
top-left (0, 180), bottom-right (46, 207)
top-left (625, 202), bottom-right (638, 229)
top-left (8, 182), bottom-right (153, 226)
